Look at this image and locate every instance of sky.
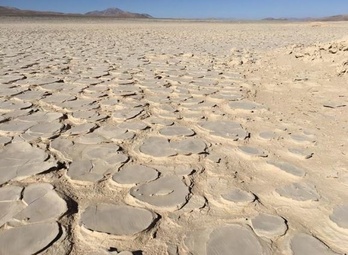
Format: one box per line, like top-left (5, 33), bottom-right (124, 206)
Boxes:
top-left (1, 0), bottom-right (348, 19)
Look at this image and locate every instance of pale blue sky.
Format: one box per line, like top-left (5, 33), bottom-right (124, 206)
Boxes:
top-left (1, 0), bottom-right (347, 19)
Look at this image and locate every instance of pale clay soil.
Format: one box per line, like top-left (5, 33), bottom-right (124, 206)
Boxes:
top-left (0, 18), bottom-right (348, 255)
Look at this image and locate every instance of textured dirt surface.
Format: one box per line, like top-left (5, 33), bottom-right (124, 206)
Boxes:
top-left (0, 18), bottom-right (348, 254)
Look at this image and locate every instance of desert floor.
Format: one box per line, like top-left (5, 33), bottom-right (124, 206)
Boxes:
top-left (0, 18), bottom-right (348, 255)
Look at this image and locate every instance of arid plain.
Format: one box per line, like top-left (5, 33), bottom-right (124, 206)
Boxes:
top-left (0, 18), bottom-right (348, 254)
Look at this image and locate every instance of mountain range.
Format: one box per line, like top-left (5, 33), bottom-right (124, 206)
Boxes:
top-left (263, 15), bottom-right (348, 21)
top-left (318, 15), bottom-right (348, 21)
top-left (1, 6), bottom-right (348, 21)
top-left (85, 8), bottom-right (152, 18)
top-left (0, 6), bottom-right (152, 18)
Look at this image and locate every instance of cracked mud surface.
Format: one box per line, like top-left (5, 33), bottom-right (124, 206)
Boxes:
top-left (1, 17), bottom-right (348, 254)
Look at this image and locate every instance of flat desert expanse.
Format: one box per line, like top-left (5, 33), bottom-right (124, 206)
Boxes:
top-left (0, 18), bottom-right (348, 255)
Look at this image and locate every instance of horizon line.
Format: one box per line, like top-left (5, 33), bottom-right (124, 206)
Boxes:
top-left (1, 5), bottom-right (347, 21)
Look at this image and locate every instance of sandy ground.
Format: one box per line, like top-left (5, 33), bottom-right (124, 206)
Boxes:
top-left (0, 17), bottom-right (348, 255)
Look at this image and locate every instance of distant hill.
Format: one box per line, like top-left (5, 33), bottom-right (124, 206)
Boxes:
top-left (85, 8), bottom-right (152, 18)
top-left (317, 15), bottom-right (348, 21)
top-left (262, 14), bottom-right (348, 22)
top-left (262, 17), bottom-right (289, 21)
top-left (0, 6), bottom-right (65, 16)
top-left (0, 6), bottom-right (152, 18)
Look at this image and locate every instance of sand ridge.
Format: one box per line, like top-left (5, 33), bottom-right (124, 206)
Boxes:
top-left (0, 18), bottom-right (348, 254)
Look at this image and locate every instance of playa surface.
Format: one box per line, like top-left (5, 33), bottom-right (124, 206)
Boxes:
top-left (0, 17), bottom-right (348, 254)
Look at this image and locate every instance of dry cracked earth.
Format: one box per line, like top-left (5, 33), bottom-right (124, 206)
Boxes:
top-left (0, 17), bottom-right (348, 255)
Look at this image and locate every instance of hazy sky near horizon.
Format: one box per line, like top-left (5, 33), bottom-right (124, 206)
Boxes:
top-left (1, 0), bottom-right (347, 19)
